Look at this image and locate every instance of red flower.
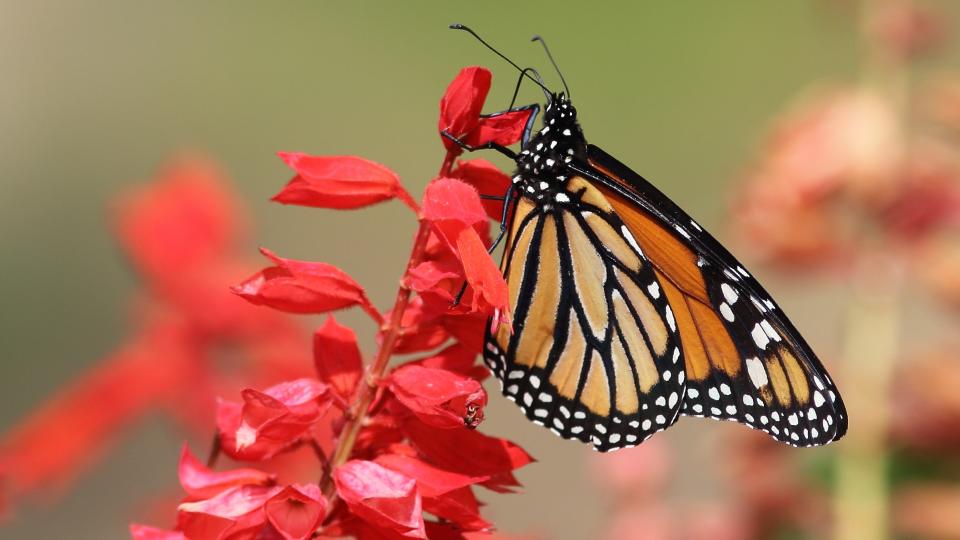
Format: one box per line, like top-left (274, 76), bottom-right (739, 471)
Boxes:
top-left (129, 524), bottom-right (187, 540)
top-left (176, 484), bottom-right (280, 540)
top-left (217, 379), bottom-right (331, 461)
top-left (404, 420), bottom-right (533, 492)
top-left (273, 153), bottom-right (418, 212)
top-left (420, 177), bottom-right (510, 326)
top-left (388, 365), bottom-right (487, 429)
top-left (233, 248), bottom-right (378, 319)
top-left (450, 159), bottom-right (512, 220)
top-left (374, 451), bottom-right (488, 498)
top-left (385, 296), bottom-right (455, 355)
top-left (868, 1), bottom-right (946, 59)
top-left (376, 452), bottom-right (492, 532)
top-left (0, 322), bottom-right (195, 499)
top-left (410, 342), bottom-right (489, 381)
top-left (334, 460), bottom-right (426, 539)
top-left (178, 444), bottom-right (275, 500)
top-left (264, 484), bottom-right (327, 540)
top-left (115, 157), bottom-right (246, 285)
top-left (313, 316), bottom-right (363, 402)
top-left (439, 67), bottom-right (534, 155)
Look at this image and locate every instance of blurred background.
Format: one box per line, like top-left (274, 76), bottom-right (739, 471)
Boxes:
top-left (3, 1), bottom-right (960, 539)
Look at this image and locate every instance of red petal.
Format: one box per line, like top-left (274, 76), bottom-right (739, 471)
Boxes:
top-left (388, 365), bottom-right (486, 429)
top-left (176, 484), bottom-right (277, 539)
top-left (465, 108), bottom-right (535, 149)
top-left (455, 228), bottom-right (511, 327)
top-left (422, 486), bottom-right (491, 532)
top-left (439, 67), bottom-right (492, 153)
top-left (313, 316), bottom-right (363, 400)
top-left (440, 310), bottom-right (489, 356)
top-left (0, 327), bottom-right (191, 499)
top-left (232, 248), bottom-right (370, 315)
top-left (217, 379), bottom-right (330, 461)
top-left (178, 444), bottom-right (275, 499)
top-left (264, 484), bottom-right (327, 540)
top-left (129, 524), bottom-right (187, 540)
top-left (412, 342), bottom-right (483, 379)
top-left (384, 297), bottom-right (452, 354)
top-left (273, 153), bottom-right (401, 210)
top-left (114, 157), bottom-right (243, 285)
top-left (350, 414), bottom-right (406, 458)
top-left (421, 178), bottom-right (488, 226)
top-left (404, 260), bottom-right (461, 297)
top-left (451, 159), bottom-right (511, 220)
top-left (404, 421), bottom-right (533, 492)
top-left (253, 378), bottom-right (330, 411)
top-left (374, 453), bottom-right (488, 498)
top-left (334, 460), bottom-right (425, 538)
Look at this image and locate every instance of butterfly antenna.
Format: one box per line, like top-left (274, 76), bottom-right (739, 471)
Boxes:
top-left (531, 35), bottom-right (570, 99)
top-left (509, 67), bottom-right (549, 109)
top-left (450, 24), bottom-right (553, 100)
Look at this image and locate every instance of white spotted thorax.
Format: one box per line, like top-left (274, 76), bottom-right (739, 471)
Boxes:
top-left (514, 95), bottom-right (587, 203)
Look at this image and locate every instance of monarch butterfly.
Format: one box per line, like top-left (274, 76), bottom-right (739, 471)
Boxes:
top-left (445, 25), bottom-right (847, 452)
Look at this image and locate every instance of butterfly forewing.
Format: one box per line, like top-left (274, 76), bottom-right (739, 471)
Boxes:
top-left (575, 145), bottom-right (848, 447)
top-left (484, 178), bottom-right (686, 451)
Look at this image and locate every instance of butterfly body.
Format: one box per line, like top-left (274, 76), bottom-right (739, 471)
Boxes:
top-left (479, 94), bottom-right (847, 452)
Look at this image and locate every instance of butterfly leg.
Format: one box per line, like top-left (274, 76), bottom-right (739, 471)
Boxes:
top-left (487, 184), bottom-right (516, 254)
top-left (440, 130), bottom-right (519, 160)
top-left (451, 185), bottom-right (516, 307)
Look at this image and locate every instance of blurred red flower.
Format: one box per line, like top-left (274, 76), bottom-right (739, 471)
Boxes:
top-left (128, 64), bottom-right (536, 539)
top-left (0, 158), bottom-right (311, 509)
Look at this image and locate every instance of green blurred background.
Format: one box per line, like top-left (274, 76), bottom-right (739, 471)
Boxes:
top-left (2, 2), bottom-right (958, 539)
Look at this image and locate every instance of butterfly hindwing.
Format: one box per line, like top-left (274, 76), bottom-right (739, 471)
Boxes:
top-left (483, 184), bottom-right (686, 452)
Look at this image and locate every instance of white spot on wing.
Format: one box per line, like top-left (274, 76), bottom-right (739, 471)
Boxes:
top-left (760, 320), bottom-right (781, 342)
top-left (746, 357), bottom-right (768, 388)
top-left (751, 323), bottom-right (770, 349)
top-left (814, 391), bottom-right (825, 407)
top-left (621, 226), bottom-right (645, 258)
top-left (721, 283), bottom-right (738, 304)
top-left (665, 306), bottom-right (676, 332)
top-left (647, 282), bottom-right (660, 299)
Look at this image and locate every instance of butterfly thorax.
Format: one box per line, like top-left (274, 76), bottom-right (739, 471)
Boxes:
top-left (513, 96), bottom-right (587, 203)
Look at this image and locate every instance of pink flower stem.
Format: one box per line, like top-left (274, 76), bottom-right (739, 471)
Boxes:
top-left (317, 151), bottom-right (456, 505)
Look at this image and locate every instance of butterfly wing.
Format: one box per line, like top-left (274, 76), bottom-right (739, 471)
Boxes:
top-left (561, 144), bottom-right (848, 447)
top-left (483, 188), bottom-right (686, 452)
